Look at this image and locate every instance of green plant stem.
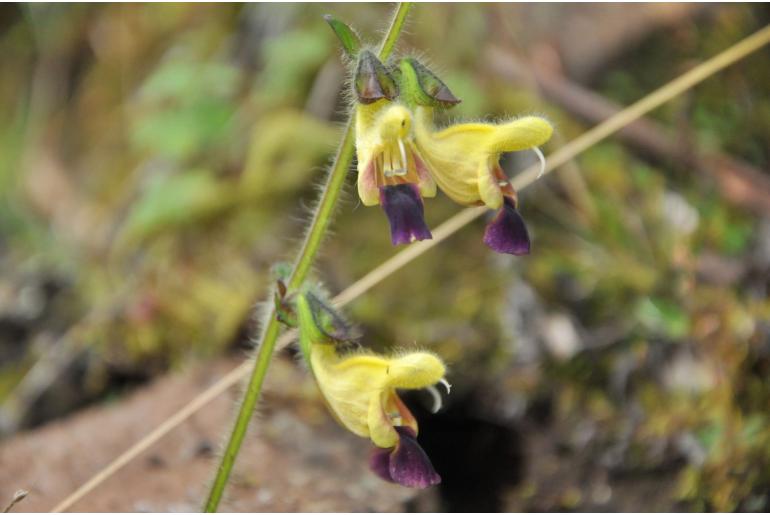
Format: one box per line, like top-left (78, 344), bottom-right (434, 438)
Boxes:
top-left (203, 4), bottom-right (412, 512)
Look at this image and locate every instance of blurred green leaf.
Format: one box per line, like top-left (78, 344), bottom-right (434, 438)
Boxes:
top-left (131, 60), bottom-right (240, 161)
top-left (131, 101), bottom-right (235, 162)
top-left (258, 27), bottom-right (331, 104)
top-left (119, 170), bottom-right (233, 243)
top-left (635, 297), bottom-right (689, 339)
top-left (695, 422), bottom-right (723, 456)
top-left (741, 415), bottom-right (766, 443)
top-left (240, 109), bottom-right (339, 197)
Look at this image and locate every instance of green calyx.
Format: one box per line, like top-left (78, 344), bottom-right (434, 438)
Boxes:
top-left (323, 16), bottom-right (459, 109)
top-left (297, 293), bottom-right (322, 363)
top-left (296, 291), bottom-right (358, 366)
top-left (355, 50), bottom-right (399, 104)
top-left (397, 57), bottom-right (461, 109)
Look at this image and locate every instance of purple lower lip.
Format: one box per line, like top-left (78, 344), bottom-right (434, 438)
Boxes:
top-left (388, 426), bottom-right (441, 488)
top-left (379, 184), bottom-right (433, 245)
top-left (483, 196), bottom-right (531, 255)
top-left (368, 426), bottom-right (441, 489)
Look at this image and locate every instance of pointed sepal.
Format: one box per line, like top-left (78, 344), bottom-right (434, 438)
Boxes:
top-left (355, 50), bottom-right (398, 104)
top-left (296, 290), bottom-right (360, 367)
top-left (398, 58), bottom-right (461, 108)
top-left (323, 15), bottom-right (361, 57)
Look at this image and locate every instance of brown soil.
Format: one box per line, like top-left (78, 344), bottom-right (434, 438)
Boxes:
top-left (0, 355), bottom-right (416, 512)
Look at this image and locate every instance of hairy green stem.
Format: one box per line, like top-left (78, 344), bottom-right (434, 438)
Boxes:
top-left (203, 4), bottom-right (411, 512)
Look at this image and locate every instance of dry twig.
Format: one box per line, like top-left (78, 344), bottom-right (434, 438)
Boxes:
top-left (3, 490), bottom-right (28, 513)
top-left (486, 46), bottom-right (770, 217)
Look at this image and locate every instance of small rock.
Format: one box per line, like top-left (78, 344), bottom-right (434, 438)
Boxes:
top-left (540, 313), bottom-right (582, 361)
top-left (662, 191), bottom-right (699, 235)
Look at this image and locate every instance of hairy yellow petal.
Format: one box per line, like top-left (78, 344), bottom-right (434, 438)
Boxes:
top-left (485, 116), bottom-right (553, 154)
top-left (414, 107), bottom-right (553, 207)
top-left (385, 352), bottom-right (446, 390)
top-left (429, 121), bottom-right (497, 147)
top-left (355, 99), bottom-right (390, 135)
top-left (355, 102), bottom-right (418, 207)
top-left (310, 346), bottom-right (387, 438)
top-left (412, 146), bottom-right (437, 199)
top-left (368, 392), bottom-right (398, 447)
top-left (355, 101), bottom-right (388, 206)
top-left (477, 160), bottom-right (503, 210)
top-left (376, 104), bottom-right (411, 141)
top-left (357, 159), bottom-right (380, 206)
top-left (413, 111), bottom-right (485, 205)
top-left (310, 344), bottom-right (446, 446)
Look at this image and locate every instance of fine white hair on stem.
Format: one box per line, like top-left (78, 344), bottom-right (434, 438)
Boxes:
top-left (533, 146), bottom-right (546, 179)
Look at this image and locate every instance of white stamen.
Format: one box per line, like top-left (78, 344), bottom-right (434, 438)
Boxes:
top-left (439, 378), bottom-right (452, 394)
top-left (387, 409), bottom-right (403, 425)
top-left (384, 140), bottom-right (408, 177)
top-left (498, 180), bottom-right (509, 187)
top-left (426, 385), bottom-right (442, 414)
top-left (533, 146), bottom-right (546, 179)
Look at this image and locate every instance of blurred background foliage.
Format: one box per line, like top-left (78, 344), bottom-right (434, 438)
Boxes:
top-left (1, 2), bottom-right (770, 512)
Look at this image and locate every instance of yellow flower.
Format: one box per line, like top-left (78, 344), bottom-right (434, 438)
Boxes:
top-left (413, 106), bottom-right (552, 210)
top-left (356, 101), bottom-right (436, 206)
top-left (309, 344), bottom-right (445, 448)
top-left (297, 292), bottom-right (446, 487)
top-left (355, 100), bottom-right (436, 245)
top-left (413, 106), bottom-right (553, 255)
